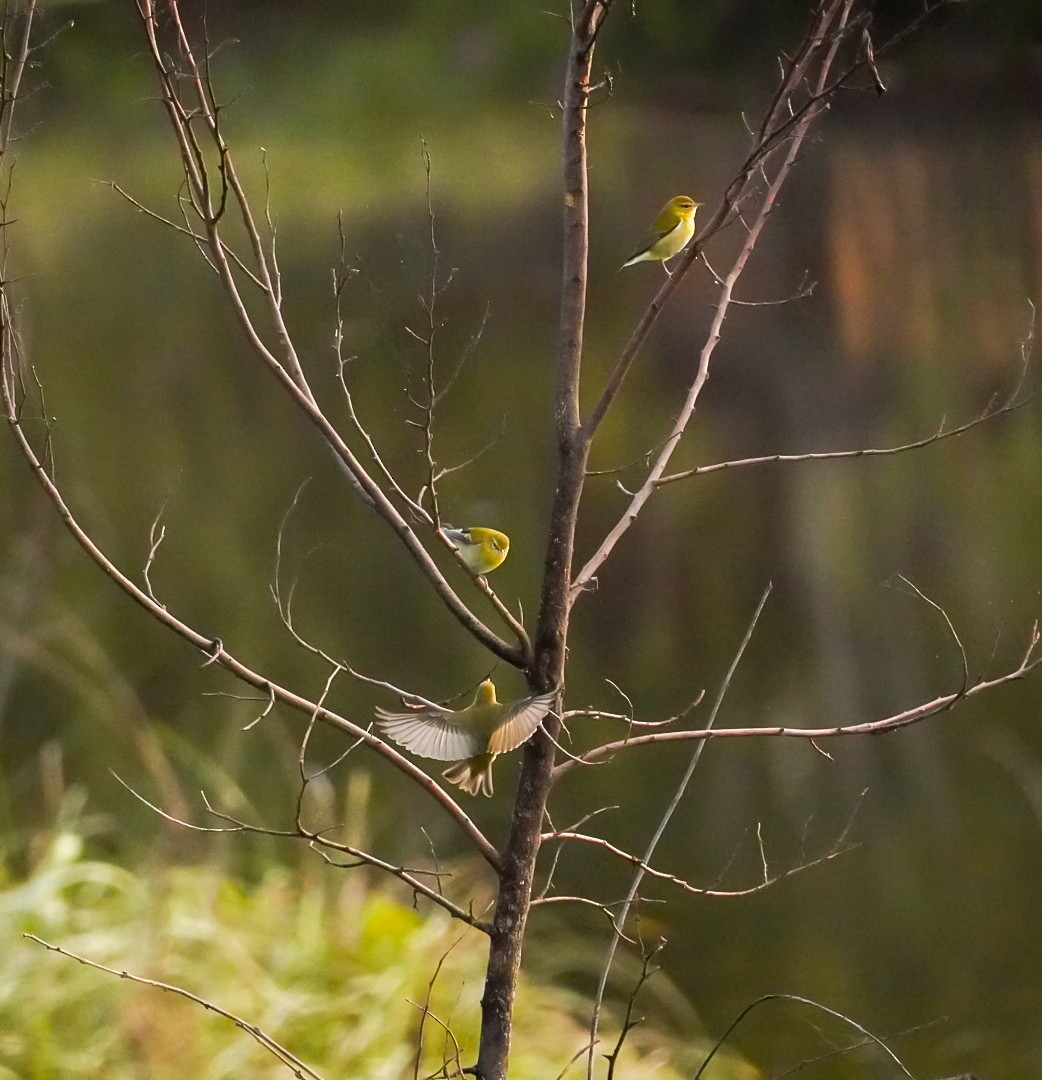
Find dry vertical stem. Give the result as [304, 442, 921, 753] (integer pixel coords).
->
[474, 3, 612, 1077]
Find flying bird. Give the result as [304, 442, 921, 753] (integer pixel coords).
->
[375, 679, 557, 796]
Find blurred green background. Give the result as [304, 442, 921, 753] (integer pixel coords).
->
[2, 0, 1042, 1077]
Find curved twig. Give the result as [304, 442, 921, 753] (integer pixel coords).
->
[574, 3, 857, 598]
[692, 993, 914, 1080]
[585, 584, 772, 1078]
[131, 0, 527, 667]
[657, 355, 1035, 486]
[556, 623, 1041, 775]
[540, 829, 848, 899]
[0, 383, 500, 870]
[25, 934, 328, 1080]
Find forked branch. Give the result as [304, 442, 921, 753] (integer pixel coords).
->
[0, 365, 500, 868]
[657, 314, 1036, 486]
[130, 0, 528, 666]
[556, 622, 1041, 776]
[537, 829, 849, 900]
[584, 0, 861, 439]
[573, 1, 859, 597]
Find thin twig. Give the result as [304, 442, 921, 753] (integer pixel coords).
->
[888, 575, 969, 695]
[692, 993, 915, 1080]
[131, 1, 527, 666]
[25, 934, 327, 1080]
[411, 933, 469, 1080]
[585, 584, 772, 1079]
[414, 137, 444, 526]
[657, 352, 1035, 486]
[552, 1040, 598, 1080]
[574, 2, 857, 596]
[556, 623, 1040, 771]
[768, 1018, 945, 1080]
[699, 251, 816, 306]
[112, 770, 488, 929]
[0, 389, 501, 865]
[540, 829, 849, 898]
[557, 689, 705, 774]
[604, 935, 663, 1080]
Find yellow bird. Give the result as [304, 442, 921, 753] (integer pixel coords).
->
[443, 526, 510, 576]
[375, 679, 557, 796]
[620, 195, 703, 273]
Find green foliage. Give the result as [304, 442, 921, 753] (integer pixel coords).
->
[0, 822, 755, 1080]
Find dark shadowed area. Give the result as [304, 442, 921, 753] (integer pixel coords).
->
[2, 1, 1041, 1077]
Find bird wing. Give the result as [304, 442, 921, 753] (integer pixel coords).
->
[375, 706, 484, 761]
[442, 526, 472, 546]
[650, 205, 686, 236]
[624, 217, 684, 264]
[487, 691, 557, 755]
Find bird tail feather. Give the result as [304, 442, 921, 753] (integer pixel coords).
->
[443, 754, 495, 797]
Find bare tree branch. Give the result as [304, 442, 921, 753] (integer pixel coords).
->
[411, 933, 469, 1080]
[0, 0, 38, 151]
[25, 934, 328, 1080]
[657, 319, 1035, 486]
[2, 7, 1032, 1080]
[585, 0, 962, 451]
[329, 235, 531, 660]
[130, 0, 528, 667]
[0, 374, 501, 867]
[698, 251, 816, 306]
[768, 1019, 946, 1080]
[310, 841, 488, 932]
[585, 584, 772, 1077]
[888, 575, 969, 694]
[574, 2, 857, 597]
[113, 770, 490, 930]
[476, 3, 614, 1077]
[583, 2, 857, 440]
[540, 829, 849, 899]
[692, 993, 914, 1080]
[604, 934, 663, 1080]
[412, 138, 448, 526]
[557, 623, 1041, 773]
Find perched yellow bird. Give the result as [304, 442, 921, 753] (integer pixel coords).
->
[443, 526, 510, 576]
[620, 195, 702, 273]
[375, 679, 557, 796]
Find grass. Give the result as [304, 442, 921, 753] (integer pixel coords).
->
[0, 812, 757, 1080]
